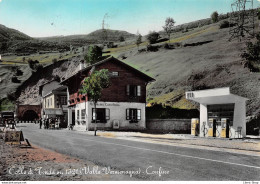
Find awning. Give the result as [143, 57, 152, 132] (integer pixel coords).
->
[186, 87, 248, 104]
[44, 109, 63, 115]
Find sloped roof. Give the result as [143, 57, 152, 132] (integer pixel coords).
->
[61, 56, 155, 84]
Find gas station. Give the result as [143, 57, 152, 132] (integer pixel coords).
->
[186, 87, 248, 138]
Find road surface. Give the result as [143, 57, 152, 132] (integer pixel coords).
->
[18, 124, 260, 181]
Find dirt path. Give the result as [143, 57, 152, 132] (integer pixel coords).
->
[0, 139, 133, 181]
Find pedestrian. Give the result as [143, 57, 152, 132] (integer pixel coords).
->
[46, 118, 50, 129]
[43, 118, 46, 129]
[39, 118, 42, 129]
[57, 117, 61, 129]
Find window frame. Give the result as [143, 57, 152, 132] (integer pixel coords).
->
[77, 109, 80, 120]
[92, 108, 110, 123]
[126, 108, 141, 122]
[126, 85, 141, 97]
[81, 109, 86, 120]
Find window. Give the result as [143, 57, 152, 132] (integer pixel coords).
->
[109, 71, 119, 77]
[47, 99, 49, 108]
[126, 109, 141, 122]
[126, 85, 141, 97]
[77, 110, 80, 120]
[81, 109, 86, 119]
[92, 108, 110, 123]
[60, 96, 67, 105]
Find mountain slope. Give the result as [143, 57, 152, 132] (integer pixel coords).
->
[113, 23, 260, 116]
[38, 29, 136, 45]
[0, 24, 32, 42]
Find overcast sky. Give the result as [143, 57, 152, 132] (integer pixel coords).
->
[0, 0, 259, 37]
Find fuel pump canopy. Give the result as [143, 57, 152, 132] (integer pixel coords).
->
[186, 87, 248, 138]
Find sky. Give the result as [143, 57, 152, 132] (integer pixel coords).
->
[0, 0, 260, 37]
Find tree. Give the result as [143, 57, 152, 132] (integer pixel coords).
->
[80, 69, 110, 136]
[136, 34, 142, 49]
[119, 35, 125, 42]
[27, 59, 39, 70]
[84, 45, 103, 65]
[147, 31, 160, 44]
[163, 17, 175, 42]
[241, 33, 260, 72]
[211, 11, 219, 23]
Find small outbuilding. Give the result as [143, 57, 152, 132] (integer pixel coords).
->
[186, 87, 248, 138]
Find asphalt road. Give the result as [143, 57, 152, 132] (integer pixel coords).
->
[18, 124, 260, 181]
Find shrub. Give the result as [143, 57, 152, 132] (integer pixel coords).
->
[11, 76, 20, 83]
[211, 11, 219, 23]
[27, 59, 39, 70]
[241, 33, 260, 72]
[119, 36, 125, 42]
[219, 21, 229, 29]
[147, 31, 160, 44]
[16, 69, 23, 76]
[163, 43, 175, 49]
[52, 58, 58, 64]
[35, 64, 43, 71]
[84, 45, 102, 65]
[146, 44, 159, 52]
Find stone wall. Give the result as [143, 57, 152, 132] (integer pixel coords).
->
[146, 119, 191, 133]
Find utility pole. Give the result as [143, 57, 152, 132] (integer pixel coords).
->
[229, 0, 255, 41]
[102, 13, 109, 45]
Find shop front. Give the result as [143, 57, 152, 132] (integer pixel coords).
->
[186, 87, 248, 138]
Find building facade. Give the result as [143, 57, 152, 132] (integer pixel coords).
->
[186, 87, 248, 138]
[61, 56, 155, 131]
[39, 80, 68, 127]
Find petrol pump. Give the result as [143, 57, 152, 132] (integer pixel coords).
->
[208, 118, 217, 137]
[191, 118, 199, 136]
[221, 118, 230, 138]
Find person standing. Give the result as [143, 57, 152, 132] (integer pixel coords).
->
[46, 118, 50, 129]
[39, 118, 42, 129]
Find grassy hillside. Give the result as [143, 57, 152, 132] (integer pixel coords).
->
[105, 20, 260, 116]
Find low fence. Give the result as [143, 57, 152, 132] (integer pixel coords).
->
[146, 119, 191, 133]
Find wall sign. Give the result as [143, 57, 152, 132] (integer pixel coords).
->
[90, 102, 120, 107]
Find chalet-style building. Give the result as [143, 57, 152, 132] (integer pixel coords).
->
[39, 80, 68, 127]
[61, 56, 155, 131]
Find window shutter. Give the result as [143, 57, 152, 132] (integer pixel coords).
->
[137, 109, 141, 120]
[126, 85, 130, 96]
[137, 86, 141, 96]
[126, 109, 130, 120]
[106, 109, 110, 120]
[92, 109, 96, 120]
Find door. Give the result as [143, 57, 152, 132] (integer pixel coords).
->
[72, 111, 75, 125]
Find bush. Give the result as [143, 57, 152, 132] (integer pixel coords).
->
[35, 64, 43, 71]
[119, 36, 125, 42]
[52, 58, 58, 64]
[219, 21, 229, 29]
[84, 45, 103, 65]
[147, 31, 160, 44]
[241, 33, 260, 72]
[146, 44, 159, 52]
[27, 59, 39, 70]
[211, 11, 219, 23]
[16, 69, 23, 76]
[11, 76, 20, 83]
[163, 43, 175, 50]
